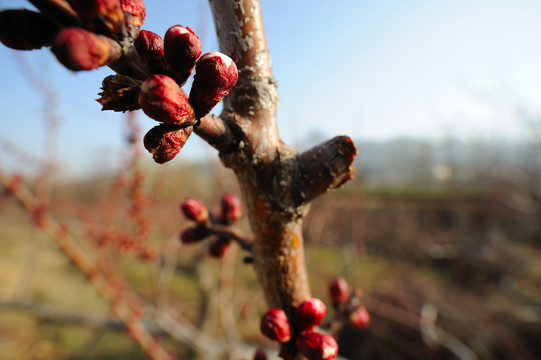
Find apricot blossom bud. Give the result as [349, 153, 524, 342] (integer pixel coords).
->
[260, 308, 291, 343]
[190, 52, 238, 118]
[349, 306, 370, 329]
[295, 298, 326, 330]
[181, 197, 210, 224]
[180, 225, 210, 244]
[220, 193, 242, 224]
[164, 25, 201, 85]
[52, 27, 121, 70]
[296, 332, 338, 360]
[120, 0, 146, 41]
[143, 123, 192, 164]
[208, 237, 232, 258]
[97, 74, 141, 112]
[0, 9, 58, 50]
[138, 74, 196, 125]
[67, 0, 125, 39]
[134, 30, 164, 73]
[329, 277, 349, 307]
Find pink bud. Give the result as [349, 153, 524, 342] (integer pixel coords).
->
[329, 277, 349, 307]
[349, 306, 370, 329]
[67, 0, 125, 39]
[296, 332, 338, 360]
[143, 124, 192, 164]
[134, 30, 164, 73]
[180, 197, 209, 224]
[138, 74, 196, 125]
[208, 237, 232, 258]
[0, 9, 58, 50]
[295, 298, 326, 330]
[52, 27, 121, 70]
[260, 308, 291, 343]
[189, 51, 238, 118]
[120, 0, 146, 41]
[220, 193, 242, 224]
[164, 25, 201, 85]
[180, 226, 210, 244]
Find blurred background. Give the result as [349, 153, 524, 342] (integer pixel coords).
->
[0, 0, 540, 359]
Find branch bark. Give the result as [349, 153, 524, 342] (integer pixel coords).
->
[206, 0, 357, 322]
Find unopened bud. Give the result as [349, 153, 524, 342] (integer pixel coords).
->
[295, 298, 326, 331]
[296, 332, 338, 360]
[329, 277, 349, 307]
[208, 237, 232, 258]
[143, 123, 192, 164]
[180, 197, 209, 224]
[120, 0, 146, 41]
[220, 193, 242, 224]
[180, 225, 210, 244]
[134, 30, 164, 73]
[138, 74, 196, 125]
[52, 27, 121, 70]
[189, 52, 238, 118]
[349, 306, 370, 329]
[260, 308, 291, 343]
[67, 0, 125, 39]
[164, 25, 201, 85]
[0, 9, 58, 50]
[97, 74, 142, 112]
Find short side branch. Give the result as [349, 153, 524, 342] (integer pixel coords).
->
[297, 136, 357, 204]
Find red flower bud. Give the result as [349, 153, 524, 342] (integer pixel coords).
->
[329, 277, 349, 307]
[0, 9, 58, 50]
[134, 30, 164, 74]
[143, 124, 192, 164]
[164, 25, 201, 85]
[120, 0, 146, 41]
[180, 197, 209, 224]
[97, 74, 141, 112]
[180, 225, 210, 244]
[52, 27, 121, 70]
[260, 308, 291, 343]
[190, 52, 238, 118]
[208, 237, 232, 258]
[296, 332, 338, 360]
[138, 74, 196, 125]
[349, 306, 370, 329]
[220, 193, 242, 224]
[295, 298, 326, 330]
[67, 0, 125, 39]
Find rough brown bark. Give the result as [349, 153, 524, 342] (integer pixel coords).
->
[204, 0, 358, 320]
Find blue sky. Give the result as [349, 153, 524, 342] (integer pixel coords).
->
[1, 0, 541, 177]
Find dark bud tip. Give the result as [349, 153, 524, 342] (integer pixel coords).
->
[0, 9, 58, 50]
[143, 123, 192, 164]
[260, 308, 291, 343]
[134, 30, 164, 73]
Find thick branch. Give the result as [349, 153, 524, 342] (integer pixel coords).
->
[193, 114, 236, 153]
[297, 136, 358, 204]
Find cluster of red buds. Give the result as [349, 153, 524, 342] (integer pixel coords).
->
[329, 277, 370, 329]
[0, 1, 146, 68]
[0, 1, 238, 165]
[259, 298, 338, 360]
[136, 28, 238, 163]
[179, 193, 249, 258]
